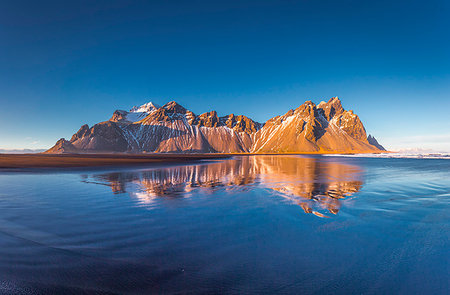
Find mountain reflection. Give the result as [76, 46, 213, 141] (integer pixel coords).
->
[90, 156, 363, 217]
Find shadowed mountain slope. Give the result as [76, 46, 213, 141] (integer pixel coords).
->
[46, 97, 384, 154]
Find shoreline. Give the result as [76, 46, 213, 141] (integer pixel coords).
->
[0, 153, 231, 169]
[0, 151, 392, 169]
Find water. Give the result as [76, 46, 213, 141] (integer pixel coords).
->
[0, 155, 448, 294]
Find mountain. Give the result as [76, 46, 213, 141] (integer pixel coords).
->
[367, 134, 386, 151]
[252, 97, 380, 153]
[46, 97, 385, 154]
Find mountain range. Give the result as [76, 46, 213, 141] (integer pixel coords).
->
[46, 97, 385, 154]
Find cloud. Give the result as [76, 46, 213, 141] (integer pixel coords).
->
[382, 133, 450, 152]
[22, 137, 41, 147]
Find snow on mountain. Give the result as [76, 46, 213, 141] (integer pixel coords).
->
[109, 102, 161, 123]
[130, 102, 160, 113]
[46, 98, 386, 154]
[125, 111, 150, 123]
[127, 101, 161, 122]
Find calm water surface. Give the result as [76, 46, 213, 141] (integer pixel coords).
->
[0, 155, 448, 294]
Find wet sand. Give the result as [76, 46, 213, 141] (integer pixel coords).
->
[0, 151, 391, 169]
[0, 153, 231, 169]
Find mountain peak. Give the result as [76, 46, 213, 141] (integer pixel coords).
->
[130, 101, 160, 113]
[318, 96, 344, 121]
[328, 96, 340, 103]
[162, 101, 187, 113]
[46, 97, 385, 154]
[294, 100, 317, 117]
[367, 134, 386, 150]
[45, 138, 78, 154]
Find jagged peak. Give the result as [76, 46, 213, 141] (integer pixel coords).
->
[70, 124, 90, 142]
[195, 110, 220, 127]
[284, 109, 295, 117]
[110, 110, 129, 122]
[45, 138, 78, 154]
[294, 100, 317, 116]
[130, 101, 160, 113]
[222, 113, 261, 133]
[303, 100, 316, 106]
[296, 100, 316, 109]
[162, 101, 188, 113]
[328, 96, 340, 103]
[367, 134, 386, 151]
[199, 110, 218, 117]
[318, 96, 342, 107]
[318, 96, 344, 121]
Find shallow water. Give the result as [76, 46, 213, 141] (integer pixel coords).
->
[0, 155, 448, 294]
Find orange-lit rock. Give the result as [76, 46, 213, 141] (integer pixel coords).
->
[46, 97, 384, 153]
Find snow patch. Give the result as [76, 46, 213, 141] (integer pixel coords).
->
[130, 102, 160, 113]
[125, 112, 149, 123]
[124, 101, 161, 123]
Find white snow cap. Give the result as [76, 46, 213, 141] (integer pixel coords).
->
[125, 101, 161, 122]
[130, 102, 161, 113]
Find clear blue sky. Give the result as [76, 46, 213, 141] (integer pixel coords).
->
[1, 0, 449, 151]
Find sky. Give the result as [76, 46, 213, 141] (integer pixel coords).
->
[0, 0, 449, 151]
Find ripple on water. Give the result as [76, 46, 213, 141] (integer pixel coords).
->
[0, 156, 448, 293]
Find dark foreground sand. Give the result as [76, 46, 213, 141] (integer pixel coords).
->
[0, 153, 231, 169]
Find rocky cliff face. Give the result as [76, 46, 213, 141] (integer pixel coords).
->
[251, 97, 380, 153]
[46, 97, 384, 153]
[367, 134, 386, 151]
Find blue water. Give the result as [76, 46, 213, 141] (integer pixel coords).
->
[0, 156, 448, 294]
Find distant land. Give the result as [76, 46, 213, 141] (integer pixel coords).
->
[0, 149, 46, 154]
[46, 97, 385, 154]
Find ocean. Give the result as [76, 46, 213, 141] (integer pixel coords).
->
[0, 155, 448, 294]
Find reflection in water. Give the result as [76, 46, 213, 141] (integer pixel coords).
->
[88, 156, 363, 217]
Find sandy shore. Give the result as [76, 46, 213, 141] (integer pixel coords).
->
[0, 153, 231, 169]
[0, 151, 392, 169]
